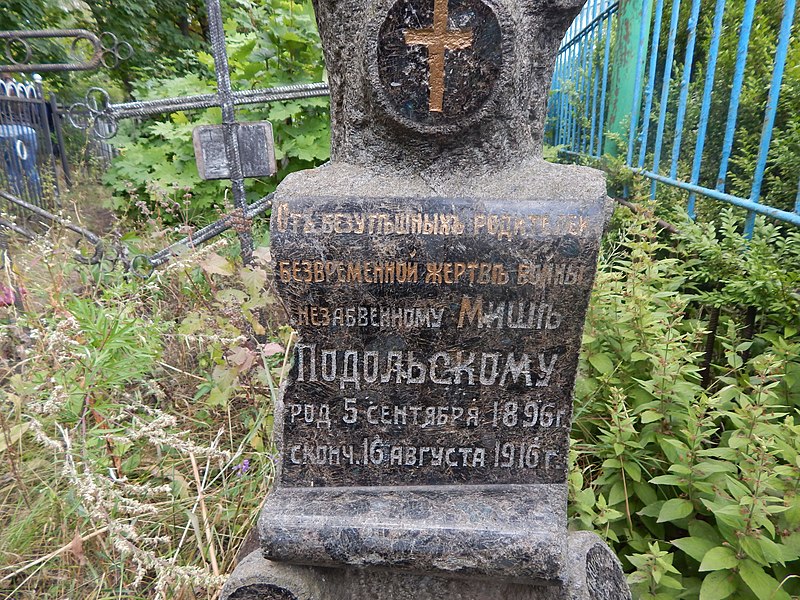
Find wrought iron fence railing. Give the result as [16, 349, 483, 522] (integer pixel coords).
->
[547, 0, 800, 235]
[0, 75, 60, 215]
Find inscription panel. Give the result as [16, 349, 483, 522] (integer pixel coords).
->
[192, 122, 277, 180]
[271, 197, 604, 487]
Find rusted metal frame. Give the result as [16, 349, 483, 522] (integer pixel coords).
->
[129, 194, 273, 278]
[0, 190, 103, 264]
[106, 82, 330, 121]
[49, 93, 72, 187]
[32, 75, 59, 207]
[206, 0, 251, 262]
[0, 29, 102, 72]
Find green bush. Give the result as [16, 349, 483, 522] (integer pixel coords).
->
[571, 205, 800, 600]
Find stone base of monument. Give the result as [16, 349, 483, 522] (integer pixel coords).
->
[258, 485, 567, 582]
[220, 528, 628, 600]
[217, 160, 630, 600]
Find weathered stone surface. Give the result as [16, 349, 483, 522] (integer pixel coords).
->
[221, 0, 630, 597]
[376, 0, 503, 127]
[221, 531, 628, 600]
[270, 194, 603, 488]
[315, 0, 584, 173]
[256, 162, 612, 587]
[258, 485, 567, 582]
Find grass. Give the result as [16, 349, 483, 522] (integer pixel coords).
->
[0, 179, 287, 598]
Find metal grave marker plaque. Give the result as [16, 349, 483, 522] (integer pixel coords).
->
[193, 122, 277, 181]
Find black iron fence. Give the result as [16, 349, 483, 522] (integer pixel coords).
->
[0, 75, 60, 216]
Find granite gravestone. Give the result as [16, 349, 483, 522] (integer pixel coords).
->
[221, 0, 630, 598]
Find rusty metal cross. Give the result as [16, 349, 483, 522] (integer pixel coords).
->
[403, 0, 473, 113]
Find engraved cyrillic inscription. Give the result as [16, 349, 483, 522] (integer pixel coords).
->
[457, 298, 564, 330]
[293, 344, 560, 389]
[273, 202, 598, 239]
[271, 196, 603, 486]
[287, 440, 562, 473]
[278, 260, 420, 284]
[294, 305, 445, 329]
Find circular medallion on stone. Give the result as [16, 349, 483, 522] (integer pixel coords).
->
[376, 0, 503, 129]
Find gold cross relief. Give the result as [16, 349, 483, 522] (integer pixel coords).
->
[403, 0, 474, 113]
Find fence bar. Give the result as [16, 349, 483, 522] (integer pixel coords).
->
[581, 0, 594, 152]
[570, 37, 580, 151]
[558, 54, 569, 146]
[585, 0, 601, 155]
[595, 7, 614, 156]
[49, 93, 72, 188]
[636, 0, 665, 169]
[554, 54, 563, 145]
[742, 0, 796, 238]
[563, 47, 573, 147]
[559, 52, 569, 146]
[580, 0, 593, 153]
[668, 0, 701, 179]
[795, 177, 800, 215]
[33, 75, 59, 203]
[716, 0, 756, 193]
[580, 0, 598, 154]
[560, 1, 619, 51]
[687, 0, 726, 218]
[649, 0, 683, 199]
[553, 53, 562, 145]
[635, 169, 800, 227]
[624, 0, 654, 166]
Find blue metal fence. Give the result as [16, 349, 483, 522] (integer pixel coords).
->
[551, 0, 618, 159]
[547, 0, 800, 234]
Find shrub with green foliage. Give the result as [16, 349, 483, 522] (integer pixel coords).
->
[572, 205, 800, 600]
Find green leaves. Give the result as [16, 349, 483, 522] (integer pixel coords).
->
[699, 570, 737, 600]
[627, 543, 683, 596]
[699, 547, 738, 572]
[738, 560, 791, 600]
[657, 498, 693, 523]
[571, 206, 800, 600]
[588, 352, 614, 375]
[672, 536, 717, 563]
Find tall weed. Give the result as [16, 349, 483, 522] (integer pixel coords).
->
[573, 207, 800, 599]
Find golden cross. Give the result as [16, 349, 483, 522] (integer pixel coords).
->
[403, 0, 473, 113]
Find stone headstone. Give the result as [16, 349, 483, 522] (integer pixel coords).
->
[221, 0, 630, 598]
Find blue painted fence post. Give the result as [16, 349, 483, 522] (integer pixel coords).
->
[604, 0, 653, 157]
